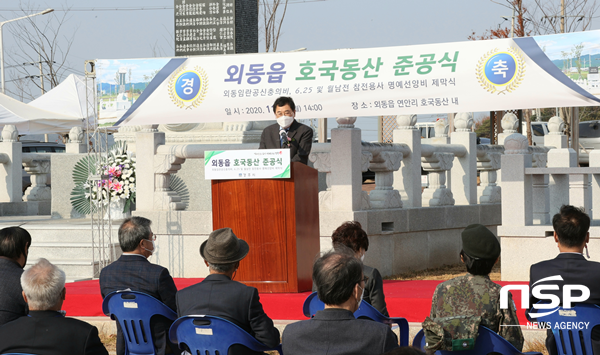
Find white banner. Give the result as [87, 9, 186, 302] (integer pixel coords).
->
[102, 30, 600, 127]
[204, 149, 291, 180]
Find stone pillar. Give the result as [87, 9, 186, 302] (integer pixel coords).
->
[135, 125, 164, 212]
[570, 174, 591, 213]
[392, 114, 422, 207]
[154, 154, 186, 211]
[431, 118, 449, 144]
[591, 150, 600, 225]
[497, 113, 518, 145]
[66, 126, 87, 154]
[451, 112, 477, 205]
[22, 158, 51, 201]
[547, 147, 576, 218]
[544, 116, 567, 149]
[422, 152, 454, 206]
[532, 174, 550, 224]
[0, 125, 22, 202]
[369, 151, 403, 209]
[309, 152, 333, 211]
[501, 133, 533, 227]
[330, 117, 369, 211]
[477, 149, 501, 204]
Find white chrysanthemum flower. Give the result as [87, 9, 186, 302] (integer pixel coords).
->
[129, 177, 135, 182]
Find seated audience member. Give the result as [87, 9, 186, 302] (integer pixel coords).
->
[382, 347, 426, 355]
[177, 228, 280, 355]
[529, 205, 600, 355]
[423, 224, 523, 352]
[99, 216, 177, 355]
[0, 258, 108, 355]
[331, 221, 388, 315]
[0, 226, 31, 326]
[283, 248, 398, 355]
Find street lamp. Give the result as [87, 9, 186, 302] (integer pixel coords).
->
[0, 8, 54, 94]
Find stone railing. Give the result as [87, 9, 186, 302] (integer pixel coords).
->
[22, 153, 52, 201]
[0, 125, 89, 205]
[0, 125, 57, 215]
[498, 129, 600, 281]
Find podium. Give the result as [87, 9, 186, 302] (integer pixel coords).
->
[211, 162, 320, 293]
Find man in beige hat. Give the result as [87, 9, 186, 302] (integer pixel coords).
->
[176, 228, 280, 354]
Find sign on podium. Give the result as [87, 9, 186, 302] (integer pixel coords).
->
[209, 152, 320, 293]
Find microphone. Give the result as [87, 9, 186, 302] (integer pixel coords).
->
[279, 129, 289, 147]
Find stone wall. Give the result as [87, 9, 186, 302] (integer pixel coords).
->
[136, 204, 501, 278]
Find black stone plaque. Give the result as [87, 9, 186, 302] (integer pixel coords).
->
[174, 0, 257, 56]
[590, 67, 598, 74]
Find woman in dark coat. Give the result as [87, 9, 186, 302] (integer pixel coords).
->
[331, 221, 389, 316]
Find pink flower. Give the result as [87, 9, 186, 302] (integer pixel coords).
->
[111, 180, 123, 193]
[108, 166, 122, 177]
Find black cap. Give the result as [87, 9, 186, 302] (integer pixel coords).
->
[461, 224, 500, 259]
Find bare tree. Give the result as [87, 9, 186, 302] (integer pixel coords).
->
[469, 0, 530, 40]
[561, 50, 570, 73]
[472, 0, 600, 146]
[530, 0, 599, 34]
[3, 3, 76, 101]
[260, 0, 289, 52]
[571, 42, 585, 79]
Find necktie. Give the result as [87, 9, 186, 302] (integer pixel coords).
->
[280, 128, 289, 148]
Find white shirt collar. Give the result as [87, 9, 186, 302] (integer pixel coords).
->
[122, 253, 147, 258]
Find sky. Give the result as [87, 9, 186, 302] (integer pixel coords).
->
[1, 0, 599, 141]
[0, 0, 519, 63]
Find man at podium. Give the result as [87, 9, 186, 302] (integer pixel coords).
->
[259, 96, 313, 165]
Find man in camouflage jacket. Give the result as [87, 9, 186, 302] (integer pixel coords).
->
[423, 224, 524, 352]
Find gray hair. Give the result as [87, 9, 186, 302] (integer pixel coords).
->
[21, 258, 66, 310]
[119, 216, 152, 252]
[208, 262, 236, 273]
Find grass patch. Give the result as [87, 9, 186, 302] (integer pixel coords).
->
[99, 333, 117, 353]
[523, 338, 549, 355]
[385, 260, 501, 281]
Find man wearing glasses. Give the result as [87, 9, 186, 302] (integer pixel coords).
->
[259, 96, 313, 165]
[282, 248, 398, 355]
[99, 216, 177, 355]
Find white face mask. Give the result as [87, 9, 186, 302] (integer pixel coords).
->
[277, 116, 294, 129]
[360, 253, 365, 262]
[357, 284, 365, 308]
[142, 239, 156, 256]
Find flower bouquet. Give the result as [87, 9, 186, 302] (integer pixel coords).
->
[70, 141, 136, 216]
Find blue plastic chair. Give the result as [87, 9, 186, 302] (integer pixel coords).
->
[102, 290, 177, 355]
[302, 292, 410, 346]
[412, 327, 542, 355]
[168, 315, 283, 355]
[302, 292, 323, 318]
[531, 303, 600, 355]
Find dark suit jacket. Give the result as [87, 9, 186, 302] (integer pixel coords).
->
[311, 265, 389, 317]
[282, 308, 398, 355]
[0, 310, 108, 355]
[0, 257, 27, 326]
[259, 120, 313, 165]
[176, 273, 280, 353]
[99, 254, 178, 355]
[529, 253, 600, 307]
[529, 253, 600, 355]
[363, 265, 389, 317]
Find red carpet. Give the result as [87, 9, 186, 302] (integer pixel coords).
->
[64, 279, 530, 325]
